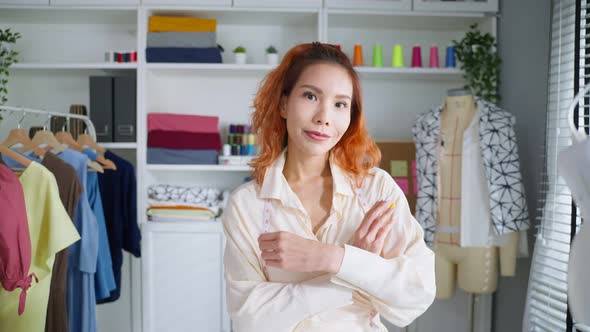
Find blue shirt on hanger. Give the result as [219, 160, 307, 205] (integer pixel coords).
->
[82, 148, 116, 302]
[58, 149, 98, 332]
[97, 150, 141, 303]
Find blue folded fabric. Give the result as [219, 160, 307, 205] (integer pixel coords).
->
[147, 148, 218, 165]
[146, 47, 222, 63]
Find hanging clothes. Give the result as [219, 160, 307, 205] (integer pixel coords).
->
[412, 99, 530, 248]
[0, 154, 34, 316]
[0, 161, 80, 332]
[82, 148, 116, 302]
[97, 150, 140, 303]
[58, 149, 99, 332]
[41, 152, 83, 332]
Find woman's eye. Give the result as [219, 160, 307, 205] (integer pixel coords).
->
[335, 102, 348, 109]
[303, 92, 317, 101]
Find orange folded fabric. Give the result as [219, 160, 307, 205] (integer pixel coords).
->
[148, 16, 217, 32]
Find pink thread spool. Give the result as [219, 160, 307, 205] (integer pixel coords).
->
[429, 46, 439, 68]
[411, 46, 422, 68]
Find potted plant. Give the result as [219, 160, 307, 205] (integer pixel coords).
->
[233, 46, 247, 65]
[452, 24, 501, 103]
[0, 28, 21, 119]
[266, 46, 278, 65]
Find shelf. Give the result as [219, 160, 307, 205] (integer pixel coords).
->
[146, 164, 252, 172]
[100, 142, 137, 149]
[355, 67, 464, 79]
[12, 63, 138, 70]
[146, 63, 274, 71]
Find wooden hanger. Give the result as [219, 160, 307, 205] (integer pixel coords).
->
[31, 129, 66, 154]
[77, 134, 116, 170]
[0, 145, 32, 170]
[0, 113, 45, 157]
[55, 131, 84, 152]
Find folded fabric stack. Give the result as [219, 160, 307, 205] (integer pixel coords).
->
[146, 15, 222, 63]
[147, 113, 222, 164]
[147, 184, 229, 222]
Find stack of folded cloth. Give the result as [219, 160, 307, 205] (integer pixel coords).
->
[146, 15, 222, 63]
[147, 184, 229, 222]
[147, 113, 222, 164]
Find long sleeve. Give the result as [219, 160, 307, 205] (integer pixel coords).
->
[222, 192, 353, 332]
[330, 178, 436, 327]
[123, 162, 141, 257]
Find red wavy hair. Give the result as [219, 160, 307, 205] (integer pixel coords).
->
[250, 42, 381, 186]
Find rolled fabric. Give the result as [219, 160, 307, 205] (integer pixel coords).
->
[148, 113, 219, 134]
[148, 130, 222, 150]
[147, 148, 218, 165]
[146, 47, 222, 63]
[148, 16, 216, 32]
[147, 32, 217, 48]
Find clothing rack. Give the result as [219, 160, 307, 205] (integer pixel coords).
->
[0, 105, 96, 140]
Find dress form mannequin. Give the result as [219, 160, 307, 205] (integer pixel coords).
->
[435, 88, 519, 300]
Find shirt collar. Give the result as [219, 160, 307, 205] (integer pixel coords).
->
[259, 148, 355, 203]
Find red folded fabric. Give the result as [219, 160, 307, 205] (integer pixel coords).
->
[148, 113, 219, 134]
[147, 130, 222, 150]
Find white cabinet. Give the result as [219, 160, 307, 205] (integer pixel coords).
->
[142, 222, 230, 332]
[141, 0, 231, 6]
[50, 0, 138, 5]
[0, 0, 48, 4]
[413, 0, 498, 13]
[232, 0, 321, 8]
[325, 0, 411, 11]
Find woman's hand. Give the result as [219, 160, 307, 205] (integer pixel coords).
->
[258, 231, 344, 274]
[352, 200, 395, 255]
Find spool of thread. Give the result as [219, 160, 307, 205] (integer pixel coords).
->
[445, 46, 456, 68]
[372, 44, 383, 67]
[231, 145, 239, 156]
[223, 144, 231, 156]
[353, 44, 364, 66]
[429, 46, 439, 68]
[411, 46, 422, 68]
[392, 44, 404, 67]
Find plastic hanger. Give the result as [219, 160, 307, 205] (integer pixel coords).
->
[567, 84, 590, 143]
[77, 133, 117, 170]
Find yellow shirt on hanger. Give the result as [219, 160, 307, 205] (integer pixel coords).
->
[222, 149, 436, 332]
[0, 162, 80, 332]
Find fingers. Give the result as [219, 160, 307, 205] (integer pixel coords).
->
[258, 231, 283, 241]
[365, 207, 394, 242]
[373, 221, 394, 255]
[356, 200, 390, 239]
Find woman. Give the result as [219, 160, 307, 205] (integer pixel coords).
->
[222, 42, 436, 332]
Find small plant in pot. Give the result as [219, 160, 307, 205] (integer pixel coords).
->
[0, 28, 21, 122]
[266, 46, 278, 65]
[233, 46, 247, 65]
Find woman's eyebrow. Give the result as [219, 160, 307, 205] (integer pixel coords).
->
[300, 84, 351, 100]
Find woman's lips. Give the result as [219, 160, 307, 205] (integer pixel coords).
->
[305, 130, 331, 141]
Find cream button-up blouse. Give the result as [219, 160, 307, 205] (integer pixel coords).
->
[222, 150, 436, 332]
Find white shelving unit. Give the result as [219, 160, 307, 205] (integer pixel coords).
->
[0, 2, 498, 332]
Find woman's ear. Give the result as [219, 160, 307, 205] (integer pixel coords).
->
[279, 95, 287, 119]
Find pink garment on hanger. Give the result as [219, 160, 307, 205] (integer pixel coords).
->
[0, 158, 37, 315]
[147, 113, 219, 134]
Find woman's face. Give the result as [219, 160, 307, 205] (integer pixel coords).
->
[280, 63, 353, 157]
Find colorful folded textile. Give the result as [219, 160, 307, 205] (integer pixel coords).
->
[147, 32, 217, 48]
[148, 113, 219, 134]
[148, 131, 222, 150]
[147, 148, 218, 165]
[146, 47, 222, 63]
[147, 199, 221, 209]
[148, 16, 217, 33]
